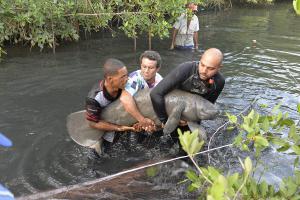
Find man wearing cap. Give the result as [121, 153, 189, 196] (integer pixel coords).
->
[170, 2, 199, 50]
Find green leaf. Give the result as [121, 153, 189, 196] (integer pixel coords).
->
[249, 179, 257, 195]
[295, 170, 300, 185]
[191, 182, 201, 189]
[178, 129, 188, 153]
[190, 137, 204, 155]
[179, 129, 204, 155]
[242, 124, 254, 134]
[276, 144, 290, 152]
[276, 111, 283, 122]
[272, 103, 282, 113]
[259, 181, 268, 197]
[269, 185, 275, 196]
[207, 166, 220, 180]
[255, 136, 269, 147]
[187, 184, 197, 192]
[226, 126, 235, 131]
[227, 173, 239, 187]
[297, 103, 300, 113]
[291, 145, 300, 155]
[259, 103, 268, 108]
[252, 111, 260, 126]
[209, 175, 226, 200]
[248, 109, 255, 119]
[146, 166, 158, 177]
[243, 115, 251, 125]
[244, 157, 252, 176]
[294, 157, 299, 168]
[271, 137, 288, 147]
[261, 117, 270, 132]
[226, 113, 237, 124]
[282, 177, 298, 197]
[186, 170, 199, 182]
[279, 119, 295, 127]
[200, 167, 209, 177]
[233, 132, 243, 146]
[242, 143, 250, 151]
[288, 124, 299, 143]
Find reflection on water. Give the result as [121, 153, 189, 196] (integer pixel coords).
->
[0, 2, 299, 199]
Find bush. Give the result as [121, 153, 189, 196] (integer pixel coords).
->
[179, 103, 300, 199]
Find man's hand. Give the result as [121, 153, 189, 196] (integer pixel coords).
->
[132, 122, 143, 132]
[179, 120, 187, 126]
[139, 117, 156, 132]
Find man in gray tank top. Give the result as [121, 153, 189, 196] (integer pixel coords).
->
[85, 58, 135, 154]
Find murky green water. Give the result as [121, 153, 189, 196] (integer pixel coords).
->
[0, 2, 299, 199]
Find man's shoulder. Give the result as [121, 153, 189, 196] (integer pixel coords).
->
[214, 72, 225, 86]
[129, 70, 142, 79]
[162, 61, 195, 82]
[87, 80, 103, 98]
[192, 14, 199, 21]
[156, 72, 163, 80]
[178, 61, 197, 69]
[174, 14, 186, 25]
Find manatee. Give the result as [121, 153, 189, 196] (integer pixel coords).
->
[67, 89, 219, 148]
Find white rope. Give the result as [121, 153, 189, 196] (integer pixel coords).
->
[94, 143, 233, 183]
[17, 143, 233, 200]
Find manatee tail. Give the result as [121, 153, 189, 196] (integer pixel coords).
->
[66, 110, 104, 147]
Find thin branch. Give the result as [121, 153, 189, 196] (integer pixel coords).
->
[190, 155, 213, 184]
[65, 11, 150, 16]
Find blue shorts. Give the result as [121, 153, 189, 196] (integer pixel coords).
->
[175, 45, 194, 50]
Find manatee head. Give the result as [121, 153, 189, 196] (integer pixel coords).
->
[195, 97, 219, 120]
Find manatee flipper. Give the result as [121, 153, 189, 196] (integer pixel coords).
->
[187, 121, 207, 142]
[66, 110, 104, 147]
[163, 102, 186, 134]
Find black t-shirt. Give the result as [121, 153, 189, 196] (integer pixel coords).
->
[85, 80, 122, 122]
[150, 61, 225, 123]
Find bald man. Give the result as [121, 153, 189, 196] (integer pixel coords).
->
[150, 48, 225, 125]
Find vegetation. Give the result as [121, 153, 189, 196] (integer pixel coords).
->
[0, 0, 204, 57]
[0, 0, 277, 59]
[294, 0, 300, 15]
[179, 103, 300, 199]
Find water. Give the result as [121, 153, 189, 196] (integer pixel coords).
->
[0, 2, 299, 199]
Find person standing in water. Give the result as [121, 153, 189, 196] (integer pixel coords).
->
[170, 2, 199, 50]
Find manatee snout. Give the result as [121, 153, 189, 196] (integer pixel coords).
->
[197, 103, 219, 119]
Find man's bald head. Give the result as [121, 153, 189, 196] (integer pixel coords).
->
[198, 48, 223, 81]
[201, 48, 223, 67]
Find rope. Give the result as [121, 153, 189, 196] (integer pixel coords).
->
[17, 143, 233, 200]
[93, 143, 233, 183]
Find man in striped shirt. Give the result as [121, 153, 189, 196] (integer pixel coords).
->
[120, 51, 163, 132]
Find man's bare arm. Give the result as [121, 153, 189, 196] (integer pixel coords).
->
[193, 31, 199, 49]
[89, 120, 134, 132]
[120, 90, 155, 131]
[170, 28, 178, 50]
